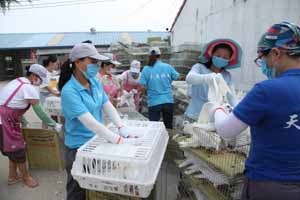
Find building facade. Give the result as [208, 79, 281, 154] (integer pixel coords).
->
[171, 0, 300, 90]
[0, 31, 170, 80]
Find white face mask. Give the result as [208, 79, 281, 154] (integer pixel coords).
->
[33, 78, 42, 86]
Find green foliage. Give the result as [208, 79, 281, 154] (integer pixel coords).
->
[0, 0, 31, 12]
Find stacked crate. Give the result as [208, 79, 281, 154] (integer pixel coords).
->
[169, 43, 202, 77]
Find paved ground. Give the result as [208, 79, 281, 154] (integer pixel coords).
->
[0, 80, 179, 200]
[0, 160, 66, 200]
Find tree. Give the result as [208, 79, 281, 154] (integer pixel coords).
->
[0, 0, 31, 11]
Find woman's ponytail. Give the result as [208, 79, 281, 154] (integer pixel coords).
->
[58, 59, 74, 91]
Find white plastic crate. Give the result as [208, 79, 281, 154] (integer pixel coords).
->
[71, 120, 169, 198]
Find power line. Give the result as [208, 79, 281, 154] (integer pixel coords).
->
[2, 0, 55, 7]
[7, 0, 116, 10]
[11, 0, 42, 2]
[171, 0, 180, 8]
[162, 0, 184, 29]
[125, 0, 153, 18]
[10, 0, 113, 8]
[10, 0, 116, 8]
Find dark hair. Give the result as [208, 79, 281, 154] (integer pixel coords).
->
[43, 55, 58, 67]
[201, 60, 213, 69]
[25, 65, 33, 76]
[25, 65, 40, 78]
[58, 58, 87, 91]
[212, 44, 233, 57]
[101, 62, 111, 68]
[58, 59, 74, 91]
[82, 40, 92, 44]
[288, 54, 300, 59]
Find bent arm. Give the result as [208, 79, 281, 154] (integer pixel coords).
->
[78, 112, 121, 144]
[214, 110, 248, 139]
[31, 101, 56, 127]
[186, 70, 215, 85]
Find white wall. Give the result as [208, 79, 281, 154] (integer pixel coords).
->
[171, 0, 300, 90]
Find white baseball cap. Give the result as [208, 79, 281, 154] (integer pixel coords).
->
[103, 53, 122, 66]
[29, 64, 48, 84]
[130, 60, 141, 73]
[149, 46, 161, 55]
[69, 43, 110, 62]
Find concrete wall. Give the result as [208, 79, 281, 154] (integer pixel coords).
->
[171, 0, 300, 90]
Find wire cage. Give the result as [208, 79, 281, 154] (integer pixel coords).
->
[173, 122, 250, 200]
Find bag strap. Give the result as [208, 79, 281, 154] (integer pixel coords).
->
[126, 71, 129, 85]
[3, 78, 28, 107]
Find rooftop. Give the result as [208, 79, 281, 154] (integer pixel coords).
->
[0, 31, 170, 49]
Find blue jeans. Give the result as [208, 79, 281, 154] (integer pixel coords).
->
[148, 103, 174, 129]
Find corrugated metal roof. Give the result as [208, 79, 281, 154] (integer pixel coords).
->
[20, 33, 56, 48]
[0, 32, 170, 49]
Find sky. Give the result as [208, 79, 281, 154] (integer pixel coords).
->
[0, 0, 184, 33]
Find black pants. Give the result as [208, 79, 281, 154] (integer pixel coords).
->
[65, 146, 85, 200]
[241, 178, 300, 200]
[148, 103, 174, 129]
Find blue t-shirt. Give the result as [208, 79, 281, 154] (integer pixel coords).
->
[139, 60, 179, 107]
[61, 75, 108, 148]
[233, 69, 300, 181]
[185, 63, 236, 120]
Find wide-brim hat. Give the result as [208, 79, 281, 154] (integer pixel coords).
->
[199, 38, 243, 69]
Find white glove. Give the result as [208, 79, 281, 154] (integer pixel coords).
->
[54, 123, 63, 133]
[118, 126, 130, 138]
[119, 126, 143, 138]
[120, 137, 144, 145]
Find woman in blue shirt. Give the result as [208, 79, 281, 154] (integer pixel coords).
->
[212, 21, 300, 200]
[58, 43, 142, 200]
[185, 39, 242, 121]
[139, 47, 179, 129]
